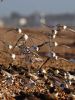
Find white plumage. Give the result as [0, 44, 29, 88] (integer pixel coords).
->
[54, 30, 58, 35]
[63, 25, 67, 30]
[54, 42, 58, 47]
[18, 28, 22, 34]
[24, 34, 28, 40]
[53, 34, 56, 39]
[8, 45, 13, 49]
[11, 54, 16, 60]
[52, 52, 56, 57]
[55, 56, 58, 60]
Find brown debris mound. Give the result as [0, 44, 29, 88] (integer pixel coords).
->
[0, 26, 74, 100]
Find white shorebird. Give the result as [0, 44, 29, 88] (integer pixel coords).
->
[53, 34, 56, 39]
[54, 30, 58, 35]
[40, 51, 58, 68]
[69, 80, 72, 85]
[64, 73, 67, 79]
[8, 44, 13, 50]
[7, 28, 22, 34]
[52, 52, 56, 57]
[57, 24, 67, 30]
[12, 33, 29, 50]
[24, 34, 29, 41]
[50, 83, 54, 87]
[30, 45, 39, 52]
[52, 29, 58, 39]
[11, 54, 16, 60]
[52, 52, 58, 60]
[36, 47, 39, 51]
[54, 92, 59, 98]
[65, 84, 69, 88]
[52, 29, 58, 35]
[18, 28, 22, 34]
[63, 25, 67, 30]
[54, 42, 58, 47]
[67, 73, 75, 80]
[55, 70, 60, 74]
[54, 55, 58, 60]
[42, 68, 46, 74]
[63, 25, 75, 34]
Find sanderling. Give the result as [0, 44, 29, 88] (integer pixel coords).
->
[54, 42, 58, 47]
[18, 28, 22, 34]
[24, 34, 29, 41]
[8, 45, 13, 50]
[11, 54, 16, 60]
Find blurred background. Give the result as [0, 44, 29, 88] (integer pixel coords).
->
[0, 0, 75, 27]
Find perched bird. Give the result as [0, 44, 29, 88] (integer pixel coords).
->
[18, 28, 22, 34]
[8, 44, 13, 50]
[54, 41, 58, 47]
[11, 53, 16, 60]
[52, 29, 58, 35]
[12, 33, 28, 50]
[63, 25, 67, 30]
[53, 34, 56, 39]
[24, 34, 29, 41]
[30, 45, 39, 52]
[6, 28, 22, 34]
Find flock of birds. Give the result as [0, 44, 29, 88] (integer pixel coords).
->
[0, 24, 75, 67]
[0, 24, 75, 99]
